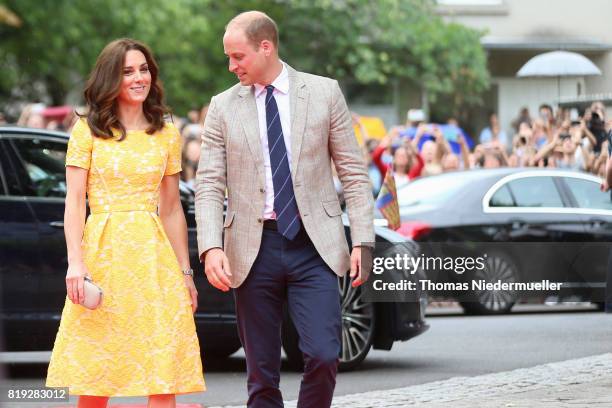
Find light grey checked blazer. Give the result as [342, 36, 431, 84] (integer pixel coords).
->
[195, 65, 374, 288]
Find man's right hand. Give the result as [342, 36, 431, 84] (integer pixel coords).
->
[203, 248, 232, 292]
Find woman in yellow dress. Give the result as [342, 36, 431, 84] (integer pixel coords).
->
[46, 38, 206, 407]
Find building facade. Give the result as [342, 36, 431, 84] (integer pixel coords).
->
[438, 0, 612, 137]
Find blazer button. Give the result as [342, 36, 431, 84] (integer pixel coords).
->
[257, 218, 263, 223]
[259, 187, 265, 193]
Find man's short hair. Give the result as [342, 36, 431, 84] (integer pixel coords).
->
[228, 12, 279, 50]
[539, 104, 553, 113]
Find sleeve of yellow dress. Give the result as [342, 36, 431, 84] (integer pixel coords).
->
[65, 118, 93, 170]
[164, 123, 183, 176]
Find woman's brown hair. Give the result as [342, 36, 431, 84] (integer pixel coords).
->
[390, 145, 414, 175]
[80, 38, 168, 140]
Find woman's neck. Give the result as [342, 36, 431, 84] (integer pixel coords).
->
[117, 103, 148, 130]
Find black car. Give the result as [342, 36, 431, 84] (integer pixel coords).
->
[0, 126, 428, 370]
[388, 168, 612, 315]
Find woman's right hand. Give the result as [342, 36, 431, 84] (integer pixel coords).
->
[379, 133, 392, 149]
[379, 126, 404, 149]
[66, 262, 89, 305]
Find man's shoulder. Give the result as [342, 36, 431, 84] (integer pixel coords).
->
[211, 83, 247, 106]
[293, 69, 337, 89]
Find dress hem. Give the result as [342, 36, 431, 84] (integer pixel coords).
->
[46, 383, 206, 397]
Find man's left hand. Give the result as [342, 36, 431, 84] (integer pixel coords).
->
[350, 246, 373, 288]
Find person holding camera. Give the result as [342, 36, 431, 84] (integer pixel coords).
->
[511, 122, 537, 167]
[372, 125, 424, 189]
[585, 103, 608, 154]
[420, 125, 448, 176]
[530, 124, 590, 171]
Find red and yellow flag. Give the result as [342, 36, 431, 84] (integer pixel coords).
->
[375, 170, 400, 230]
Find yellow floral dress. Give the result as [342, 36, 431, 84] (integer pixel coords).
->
[46, 119, 206, 396]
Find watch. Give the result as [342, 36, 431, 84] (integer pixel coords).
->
[182, 267, 194, 277]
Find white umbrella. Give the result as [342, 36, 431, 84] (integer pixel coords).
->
[516, 51, 602, 103]
[517, 51, 602, 77]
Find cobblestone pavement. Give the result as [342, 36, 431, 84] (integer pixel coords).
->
[212, 353, 612, 408]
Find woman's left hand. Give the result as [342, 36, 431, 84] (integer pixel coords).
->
[184, 275, 198, 313]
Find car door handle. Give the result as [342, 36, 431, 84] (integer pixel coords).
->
[510, 220, 527, 230]
[589, 218, 605, 228]
[49, 221, 64, 229]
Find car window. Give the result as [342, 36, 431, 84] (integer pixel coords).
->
[6, 137, 67, 198]
[0, 141, 20, 195]
[489, 184, 515, 207]
[564, 177, 612, 210]
[1, 139, 30, 195]
[397, 171, 484, 208]
[506, 176, 563, 208]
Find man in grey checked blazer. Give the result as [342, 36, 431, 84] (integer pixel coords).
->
[195, 11, 374, 408]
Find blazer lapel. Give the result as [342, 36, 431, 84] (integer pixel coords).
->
[237, 86, 264, 176]
[288, 66, 308, 176]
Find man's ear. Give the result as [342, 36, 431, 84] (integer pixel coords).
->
[261, 40, 274, 56]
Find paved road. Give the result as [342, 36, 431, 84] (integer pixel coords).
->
[3, 306, 611, 407]
[256, 353, 612, 408]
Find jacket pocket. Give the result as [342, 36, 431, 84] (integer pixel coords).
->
[322, 200, 343, 217]
[223, 211, 235, 228]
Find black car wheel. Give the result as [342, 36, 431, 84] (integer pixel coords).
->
[338, 273, 376, 370]
[460, 252, 519, 315]
[282, 274, 376, 371]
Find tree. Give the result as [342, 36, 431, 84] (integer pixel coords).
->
[0, 0, 489, 118]
[0, 0, 227, 113]
[279, 0, 489, 119]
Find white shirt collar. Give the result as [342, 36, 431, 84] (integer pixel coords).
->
[253, 61, 289, 98]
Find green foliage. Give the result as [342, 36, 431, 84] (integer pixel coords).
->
[0, 0, 489, 116]
[0, 0, 231, 113]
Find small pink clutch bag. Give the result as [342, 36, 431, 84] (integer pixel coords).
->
[80, 276, 104, 310]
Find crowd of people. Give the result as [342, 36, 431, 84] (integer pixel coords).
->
[5, 100, 611, 197]
[11, 103, 79, 131]
[357, 102, 612, 196]
[5, 101, 209, 189]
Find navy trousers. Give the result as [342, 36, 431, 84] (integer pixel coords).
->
[234, 226, 342, 408]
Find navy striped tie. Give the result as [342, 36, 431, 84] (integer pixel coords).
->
[265, 85, 301, 240]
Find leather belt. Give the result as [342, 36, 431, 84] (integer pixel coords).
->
[263, 219, 278, 230]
